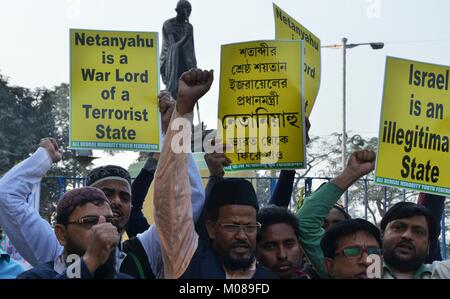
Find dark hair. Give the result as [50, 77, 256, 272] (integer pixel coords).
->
[56, 187, 110, 224]
[256, 205, 300, 243]
[86, 165, 131, 187]
[321, 218, 382, 258]
[332, 204, 352, 220]
[380, 202, 438, 243]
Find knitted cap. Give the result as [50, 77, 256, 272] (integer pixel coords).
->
[56, 187, 109, 224]
[86, 165, 132, 189]
[206, 178, 259, 212]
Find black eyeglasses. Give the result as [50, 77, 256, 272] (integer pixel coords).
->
[66, 215, 115, 229]
[335, 246, 383, 259]
[216, 222, 262, 234]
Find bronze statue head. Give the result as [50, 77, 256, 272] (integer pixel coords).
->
[176, 0, 192, 22]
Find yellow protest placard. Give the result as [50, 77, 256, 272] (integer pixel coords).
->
[218, 40, 305, 170]
[70, 29, 160, 151]
[273, 3, 321, 117]
[375, 57, 450, 196]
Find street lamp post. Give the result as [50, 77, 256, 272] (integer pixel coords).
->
[323, 38, 384, 212]
[342, 38, 348, 208]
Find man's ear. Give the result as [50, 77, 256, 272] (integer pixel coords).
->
[54, 224, 68, 247]
[206, 220, 216, 240]
[324, 257, 335, 278]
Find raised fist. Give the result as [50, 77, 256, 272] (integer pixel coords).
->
[176, 68, 213, 116]
[346, 150, 376, 178]
[39, 137, 63, 163]
[82, 216, 119, 273]
[332, 150, 376, 191]
[204, 150, 231, 177]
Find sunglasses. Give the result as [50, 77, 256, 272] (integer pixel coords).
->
[335, 246, 382, 259]
[66, 215, 115, 229]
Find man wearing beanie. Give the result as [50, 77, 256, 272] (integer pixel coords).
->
[18, 187, 132, 278]
[153, 69, 275, 279]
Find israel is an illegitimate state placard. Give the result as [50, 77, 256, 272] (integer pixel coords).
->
[273, 3, 321, 117]
[70, 29, 160, 151]
[375, 57, 450, 196]
[218, 40, 305, 171]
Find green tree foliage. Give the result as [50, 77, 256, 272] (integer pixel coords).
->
[0, 75, 56, 174]
[0, 76, 93, 222]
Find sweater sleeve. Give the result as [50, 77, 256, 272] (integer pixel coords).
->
[269, 170, 296, 207]
[0, 148, 63, 266]
[296, 182, 344, 278]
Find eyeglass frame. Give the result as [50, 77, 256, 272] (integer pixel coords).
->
[335, 245, 383, 259]
[214, 221, 262, 234]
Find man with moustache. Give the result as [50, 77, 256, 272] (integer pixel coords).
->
[295, 149, 378, 278]
[256, 206, 308, 279]
[18, 187, 132, 279]
[0, 140, 161, 278]
[320, 218, 383, 279]
[380, 202, 450, 279]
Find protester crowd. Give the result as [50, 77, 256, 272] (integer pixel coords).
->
[0, 68, 448, 279]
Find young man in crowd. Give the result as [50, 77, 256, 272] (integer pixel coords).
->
[296, 149, 377, 278]
[320, 218, 383, 279]
[256, 206, 309, 279]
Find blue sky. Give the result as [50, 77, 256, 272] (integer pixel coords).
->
[1, 0, 449, 167]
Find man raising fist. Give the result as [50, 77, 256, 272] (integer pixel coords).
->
[18, 187, 132, 279]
